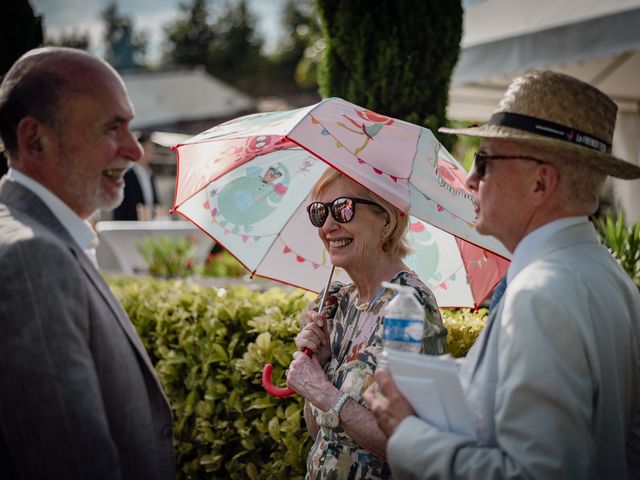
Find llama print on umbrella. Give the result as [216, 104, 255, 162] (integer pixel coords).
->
[207, 162, 291, 234]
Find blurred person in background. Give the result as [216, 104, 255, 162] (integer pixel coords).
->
[112, 130, 160, 220]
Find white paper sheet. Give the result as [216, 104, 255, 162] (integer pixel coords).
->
[387, 350, 476, 438]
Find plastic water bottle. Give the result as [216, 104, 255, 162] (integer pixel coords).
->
[378, 281, 424, 370]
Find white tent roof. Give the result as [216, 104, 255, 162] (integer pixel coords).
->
[448, 0, 640, 120]
[123, 68, 254, 129]
[461, 0, 640, 48]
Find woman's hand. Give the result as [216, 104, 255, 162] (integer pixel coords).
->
[290, 354, 391, 459]
[295, 310, 331, 366]
[286, 351, 335, 411]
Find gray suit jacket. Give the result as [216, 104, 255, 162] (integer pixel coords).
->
[0, 178, 176, 479]
[388, 221, 640, 479]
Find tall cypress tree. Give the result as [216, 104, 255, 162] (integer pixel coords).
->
[316, 0, 462, 148]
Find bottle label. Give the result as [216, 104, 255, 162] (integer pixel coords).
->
[383, 318, 423, 343]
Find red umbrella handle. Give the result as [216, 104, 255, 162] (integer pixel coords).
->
[262, 347, 313, 397]
[263, 266, 335, 398]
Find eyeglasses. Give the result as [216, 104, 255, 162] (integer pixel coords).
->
[307, 197, 382, 228]
[471, 151, 545, 179]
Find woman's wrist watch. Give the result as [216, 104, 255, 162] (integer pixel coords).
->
[320, 392, 349, 428]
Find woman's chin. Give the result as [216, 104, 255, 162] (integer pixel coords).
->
[328, 252, 349, 270]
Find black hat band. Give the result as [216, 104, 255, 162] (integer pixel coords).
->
[488, 112, 611, 153]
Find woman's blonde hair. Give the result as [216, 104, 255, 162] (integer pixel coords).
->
[311, 168, 411, 260]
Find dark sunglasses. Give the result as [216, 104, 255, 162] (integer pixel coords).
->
[307, 197, 382, 228]
[472, 151, 545, 179]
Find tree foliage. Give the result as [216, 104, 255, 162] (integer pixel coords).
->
[45, 30, 91, 50]
[207, 0, 264, 92]
[316, 0, 462, 148]
[0, 0, 43, 76]
[163, 0, 323, 96]
[268, 0, 322, 91]
[101, 0, 147, 70]
[163, 0, 266, 94]
[164, 0, 215, 67]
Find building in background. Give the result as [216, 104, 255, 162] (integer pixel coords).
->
[447, 0, 640, 223]
[120, 67, 255, 211]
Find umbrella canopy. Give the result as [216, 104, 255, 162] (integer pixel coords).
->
[406, 219, 508, 308]
[172, 98, 510, 308]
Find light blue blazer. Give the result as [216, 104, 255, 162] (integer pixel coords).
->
[388, 221, 640, 479]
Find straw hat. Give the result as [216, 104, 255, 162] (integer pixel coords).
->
[439, 71, 640, 179]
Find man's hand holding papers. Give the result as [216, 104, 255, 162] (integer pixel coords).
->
[364, 350, 475, 439]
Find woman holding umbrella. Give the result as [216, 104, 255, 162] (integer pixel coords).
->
[286, 169, 447, 479]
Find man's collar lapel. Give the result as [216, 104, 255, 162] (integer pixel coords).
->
[0, 176, 172, 410]
[0, 177, 74, 243]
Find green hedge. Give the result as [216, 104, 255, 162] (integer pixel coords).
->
[107, 277, 487, 479]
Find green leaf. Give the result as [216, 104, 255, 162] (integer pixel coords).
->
[246, 463, 259, 480]
[268, 416, 282, 442]
[247, 396, 274, 410]
[255, 331, 271, 351]
[210, 343, 229, 363]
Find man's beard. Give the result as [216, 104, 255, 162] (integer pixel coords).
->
[58, 151, 125, 217]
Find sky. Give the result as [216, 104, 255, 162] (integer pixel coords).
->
[30, 0, 288, 63]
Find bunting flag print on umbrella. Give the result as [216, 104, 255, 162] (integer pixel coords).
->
[171, 97, 510, 309]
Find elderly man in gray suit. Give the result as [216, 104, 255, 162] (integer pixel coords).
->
[0, 47, 175, 478]
[365, 71, 640, 479]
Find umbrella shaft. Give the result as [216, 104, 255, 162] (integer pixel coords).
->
[317, 266, 335, 312]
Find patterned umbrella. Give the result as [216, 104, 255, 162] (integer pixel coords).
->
[171, 97, 509, 309]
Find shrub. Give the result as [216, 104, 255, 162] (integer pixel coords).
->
[137, 236, 197, 278]
[109, 276, 314, 479]
[595, 213, 640, 290]
[442, 308, 488, 358]
[136, 237, 247, 280]
[201, 251, 247, 278]
[107, 277, 487, 478]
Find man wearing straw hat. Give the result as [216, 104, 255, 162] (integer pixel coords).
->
[365, 71, 640, 478]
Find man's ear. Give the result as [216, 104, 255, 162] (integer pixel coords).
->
[16, 117, 48, 160]
[531, 163, 559, 206]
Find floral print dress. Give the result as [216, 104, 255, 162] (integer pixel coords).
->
[305, 271, 447, 480]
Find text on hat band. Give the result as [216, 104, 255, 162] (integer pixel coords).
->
[488, 112, 611, 153]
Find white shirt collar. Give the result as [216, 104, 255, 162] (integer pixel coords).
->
[507, 216, 587, 284]
[7, 169, 98, 254]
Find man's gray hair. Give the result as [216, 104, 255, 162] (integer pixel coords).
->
[542, 149, 607, 214]
[503, 139, 605, 214]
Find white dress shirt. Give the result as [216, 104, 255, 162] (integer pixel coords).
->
[7, 169, 99, 268]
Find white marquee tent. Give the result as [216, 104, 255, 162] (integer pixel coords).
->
[448, 0, 640, 222]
